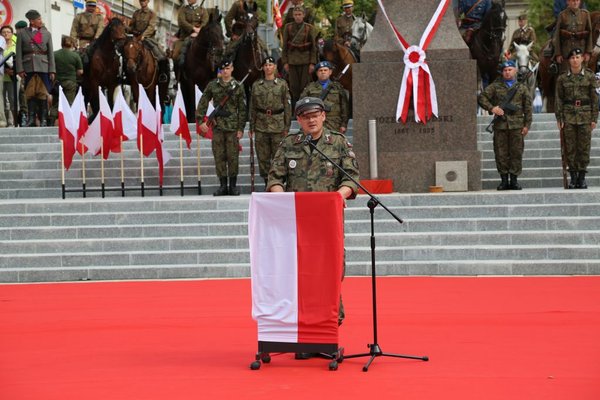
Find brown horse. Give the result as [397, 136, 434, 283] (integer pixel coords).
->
[231, 10, 264, 100]
[122, 37, 168, 107]
[587, 11, 600, 72]
[82, 18, 127, 116]
[320, 39, 355, 98]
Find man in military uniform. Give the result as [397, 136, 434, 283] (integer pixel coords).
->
[197, 60, 247, 196]
[224, 0, 268, 60]
[555, 48, 598, 189]
[300, 60, 349, 134]
[282, 6, 318, 107]
[267, 97, 359, 341]
[128, 0, 169, 82]
[553, 0, 592, 72]
[283, 0, 314, 25]
[173, 0, 209, 67]
[70, 1, 104, 50]
[478, 60, 532, 190]
[49, 36, 83, 125]
[15, 10, 56, 127]
[509, 14, 538, 62]
[455, 0, 492, 45]
[335, 0, 355, 48]
[249, 57, 292, 187]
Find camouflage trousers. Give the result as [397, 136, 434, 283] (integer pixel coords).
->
[563, 123, 592, 172]
[212, 129, 240, 178]
[255, 130, 285, 178]
[493, 128, 524, 175]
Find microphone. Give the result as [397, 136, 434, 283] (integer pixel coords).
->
[303, 134, 313, 145]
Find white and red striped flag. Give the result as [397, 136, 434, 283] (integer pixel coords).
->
[155, 86, 171, 185]
[170, 83, 191, 149]
[137, 84, 159, 157]
[249, 192, 344, 344]
[79, 88, 115, 158]
[72, 88, 89, 155]
[195, 85, 215, 139]
[112, 86, 137, 142]
[273, 0, 289, 30]
[57, 87, 77, 170]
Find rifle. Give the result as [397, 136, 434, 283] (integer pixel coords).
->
[249, 132, 255, 192]
[485, 84, 520, 133]
[319, 64, 350, 101]
[205, 71, 251, 128]
[558, 124, 568, 189]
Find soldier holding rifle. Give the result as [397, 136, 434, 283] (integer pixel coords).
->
[197, 60, 247, 196]
[555, 48, 598, 189]
[478, 60, 532, 191]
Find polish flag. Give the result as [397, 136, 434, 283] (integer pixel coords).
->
[171, 84, 191, 149]
[195, 85, 214, 139]
[72, 88, 89, 155]
[57, 87, 76, 170]
[112, 86, 137, 142]
[79, 88, 114, 158]
[155, 85, 171, 185]
[137, 85, 159, 157]
[249, 192, 344, 344]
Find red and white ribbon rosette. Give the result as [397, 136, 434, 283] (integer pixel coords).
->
[377, 0, 451, 124]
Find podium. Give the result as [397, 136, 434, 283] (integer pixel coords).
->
[248, 192, 345, 370]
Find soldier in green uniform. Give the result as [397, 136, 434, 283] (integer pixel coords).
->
[555, 48, 598, 189]
[282, 7, 318, 107]
[478, 60, 532, 190]
[249, 57, 292, 187]
[335, 0, 356, 48]
[173, 0, 209, 67]
[49, 36, 83, 124]
[224, 0, 268, 61]
[70, 0, 104, 50]
[128, 0, 169, 82]
[300, 60, 349, 134]
[553, 0, 592, 72]
[283, 0, 314, 25]
[509, 14, 538, 62]
[197, 60, 247, 196]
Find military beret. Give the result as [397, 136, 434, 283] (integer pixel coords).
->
[262, 56, 275, 66]
[343, 0, 354, 8]
[568, 48, 583, 58]
[86, 0, 97, 6]
[315, 61, 333, 70]
[295, 97, 331, 116]
[219, 59, 233, 69]
[501, 60, 516, 69]
[25, 10, 41, 20]
[15, 21, 28, 29]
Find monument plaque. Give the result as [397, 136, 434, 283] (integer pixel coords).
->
[353, 0, 481, 192]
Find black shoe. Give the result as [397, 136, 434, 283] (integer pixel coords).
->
[509, 174, 522, 190]
[577, 171, 588, 189]
[228, 176, 240, 196]
[568, 171, 577, 189]
[497, 174, 509, 191]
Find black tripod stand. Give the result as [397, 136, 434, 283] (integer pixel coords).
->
[306, 137, 429, 372]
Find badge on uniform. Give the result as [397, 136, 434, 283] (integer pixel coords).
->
[289, 160, 297, 169]
[325, 134, 332, 144]
[348, 151, 356, 158]
[326, 162, 333, 177]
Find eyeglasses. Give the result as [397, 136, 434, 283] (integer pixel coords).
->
[298, 111, 323, 121]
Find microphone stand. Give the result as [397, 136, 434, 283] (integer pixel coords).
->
[305, 134, 428, 372]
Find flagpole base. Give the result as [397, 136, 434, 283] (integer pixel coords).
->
[198, 180, 202, 195]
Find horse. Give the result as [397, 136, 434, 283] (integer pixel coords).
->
[349, 13, 373, 60]
[122, 37, 169, 109]
[587, 11, 600, 72]
[320, 39, 356, 98]
[467, 0, 507, 87]
[179, 13, 225, 121]
[82, 18, 127, 117]
[230, 9, 264, 100]
[511, 42, 539, 101]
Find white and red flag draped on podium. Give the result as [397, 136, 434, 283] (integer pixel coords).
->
[57, 87, 76, 170]
[377, 0, 450, 124]
[249, 192, 344, 344]
[170, 84, 191, 149]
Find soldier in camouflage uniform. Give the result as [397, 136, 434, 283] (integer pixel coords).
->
[197, 60, 247, 196]
[300, 60, 349, 134]
[282, 7, 318, 107]
[128, 0, 169, 82]
[249, 57, 292, 187]
[283, 0, 314, 25]
[335, 0, 356, 48]
[173, 0, 209, 67]
[553, 0, 592, 72]
[70, 0, 104, 50]
[555, 48, 598, 189]
[478, 60, 532, 190]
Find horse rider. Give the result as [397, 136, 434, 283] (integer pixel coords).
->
[128, 0, 169, 82]
[300, 60, 349, 134]
[553, 0, 593, 73]
[455, 0, 492, 45]
[282, 6, 318, 108]
[70, 0, 104, 67]
[335, 0, 356, 49]
[15, 10, 56, 127]
[173, 0, 209, 68]
[224, 0, 268, 58]
[509, 13, 538, 62]
[283, 0, 315, 25]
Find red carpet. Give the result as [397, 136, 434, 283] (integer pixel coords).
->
[1, 277, 599, 400]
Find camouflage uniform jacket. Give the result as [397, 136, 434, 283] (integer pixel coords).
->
[267, 128, 359, 194]
[225, 1, 260, 37]
[478, 79, 532, 130]
[281, 21, 317, 65]
[300, 80, 349, 130]
[335, 13, 355, 43]
[555, 68, 599, 125]
[553, 8, 593, 59]
[249, 78, 292, 133]
[129, 8, 158, 39]
[70, 11, 104, 43]
[15, 26, 56, 74]
[283, 5, 314, 25]
[177, 5, 209, 39]
[196, 78, 247, 132]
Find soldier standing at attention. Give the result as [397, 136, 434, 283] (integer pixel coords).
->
[478, 60, 532, 191]
[335, 0, 355, 48]
[553, 0, 592, 72]
[249, 57, 292, 188]
[197, 60, 247, 196]
[282, 6, 318, 108]
[300, 60, 349, 134]
[173, 0, 209, 67]
[70, 1, 104, 50]
[283, 0, 314, 25]
[555, 48, 598, 189]
[15, 10, 56, 127]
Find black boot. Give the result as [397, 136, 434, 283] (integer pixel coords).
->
[497, 174, 509, 190]
[39, 99, 48, 127]
[568, 171, 577, 189]
[509, 174, 522, 190]
[26, 100, 37, 127]
[229, 176, 240, 196]
[577, 171, 588, 189]
[213, 177, 229, 196]
[19, 110, 28, 127]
